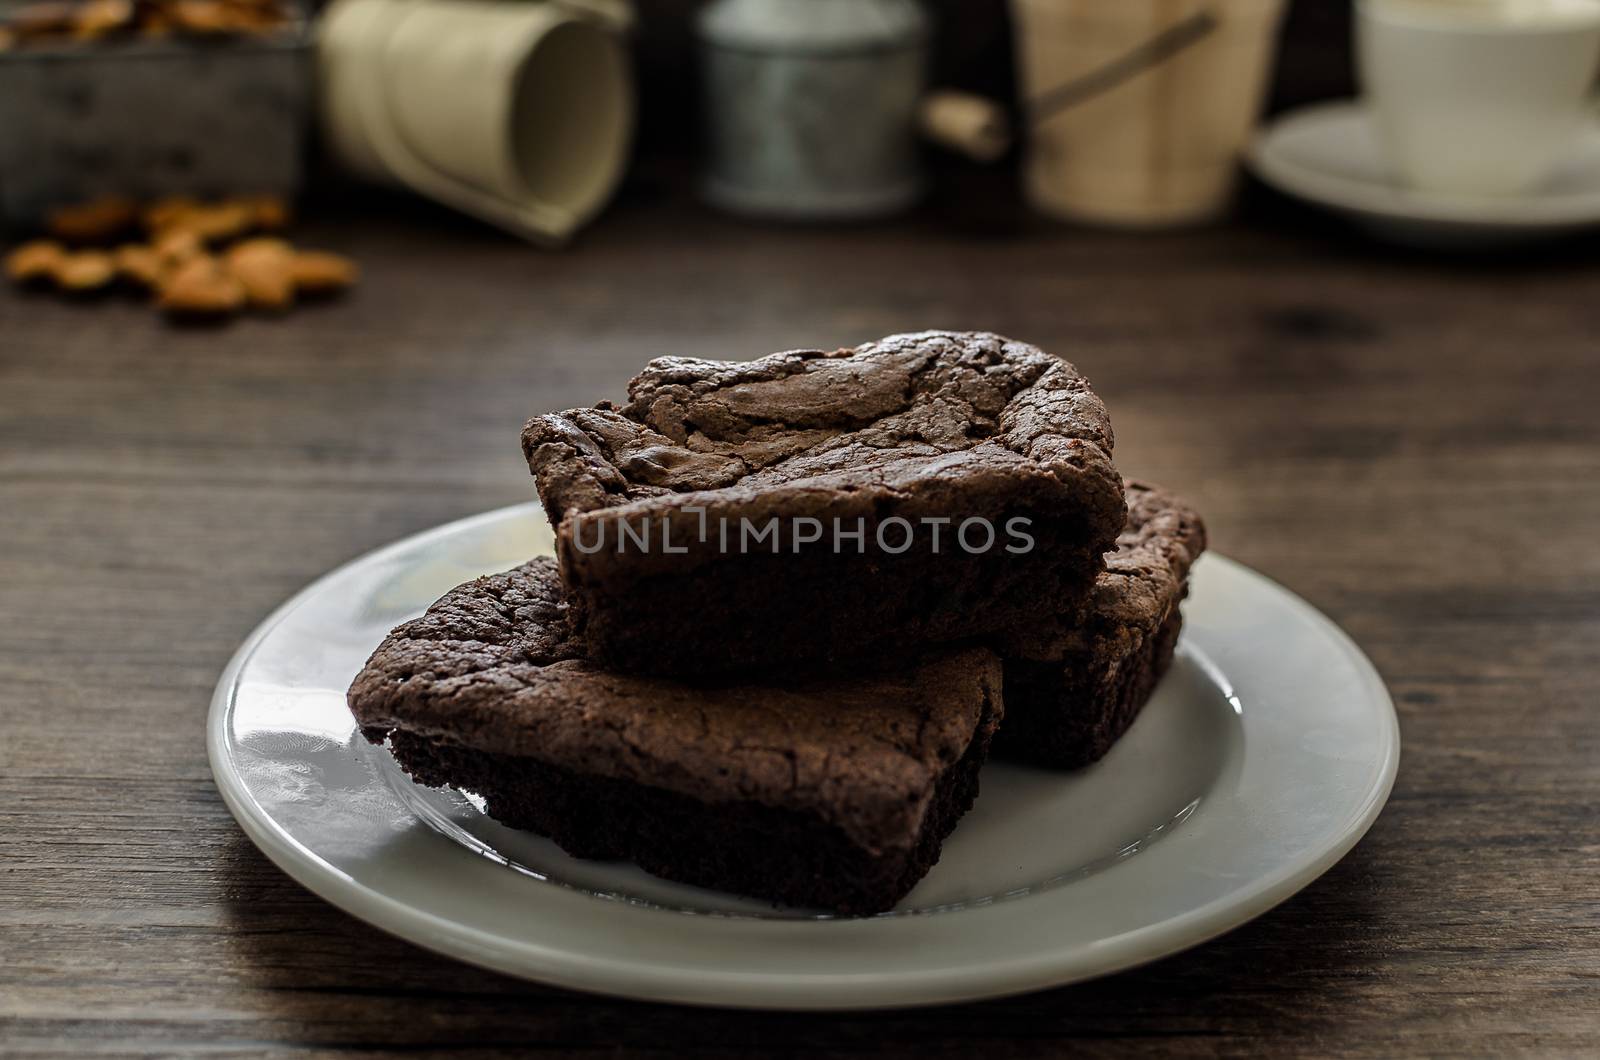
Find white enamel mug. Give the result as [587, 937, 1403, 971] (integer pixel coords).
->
[1357, 0, 1600, 196]
[319, 0, 634, 245]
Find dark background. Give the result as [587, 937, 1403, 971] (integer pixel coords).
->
[621, 0, 1355, 157]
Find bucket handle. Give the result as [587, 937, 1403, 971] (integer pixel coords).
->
[1025, 9, 1217, 126]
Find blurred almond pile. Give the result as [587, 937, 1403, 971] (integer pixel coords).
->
[5, 195, 358, 320]
[0, 0, 295, 48]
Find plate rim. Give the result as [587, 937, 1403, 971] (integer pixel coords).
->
[208, 503, 1401, 1010]
[1247, 98, 1600, 230]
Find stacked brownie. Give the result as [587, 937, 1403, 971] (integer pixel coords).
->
[995, 481, 1207, 769]
[349, 331, 1206, 914]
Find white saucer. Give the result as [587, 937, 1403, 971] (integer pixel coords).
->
[208, 504, 1399, 1010]
[1247, 100, 1600, 248]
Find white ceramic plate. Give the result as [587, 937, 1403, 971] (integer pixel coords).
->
[208, 503, 1399, 1010]
[1247, 99, 1600, 248]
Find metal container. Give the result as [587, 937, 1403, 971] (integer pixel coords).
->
[698, 0, 928, 220]
[0, 29, 309, 225]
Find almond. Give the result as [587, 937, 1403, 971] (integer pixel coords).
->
[5, 240, 67, 285]
[290, 250, 359, 295]
[153, 226, 203, 269]
[169, 0, 231, 33]
[159, 255, 246, 317]
[142, 195, 201, 233]
[225, 237, 294, 311]
[71, 0, 135, 40]
[55, 251, 117, 291]
[180, 201, 255, 242]
[237, 194, 290, 230]
[45, 196, 139, 243]
[113, 244, 167, 290]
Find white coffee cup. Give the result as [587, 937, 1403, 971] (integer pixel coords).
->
[319, 0, 634, 245]
[1357, 0, 1600, 196]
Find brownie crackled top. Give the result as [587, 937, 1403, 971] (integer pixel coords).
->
[524, 330, 1122, 537]
[519, 331, 1126, 675]
[348, 558, 1002, 855]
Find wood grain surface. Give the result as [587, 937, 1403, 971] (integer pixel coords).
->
[2, 181, 1597, 1057]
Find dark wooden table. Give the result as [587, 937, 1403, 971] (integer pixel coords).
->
[4, 179, 1598, 1057]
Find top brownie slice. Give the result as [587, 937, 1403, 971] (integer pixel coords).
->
[523, 330, 1125, 676]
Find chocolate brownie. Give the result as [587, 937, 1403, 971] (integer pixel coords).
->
[993, 482, 1206, 770]
[347, 558, 1004, 915]
[522, 330, 1124, 676]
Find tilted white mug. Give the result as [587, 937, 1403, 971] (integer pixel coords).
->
[319, 0, 634, 245]
[1357, 0, 1600, 196]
